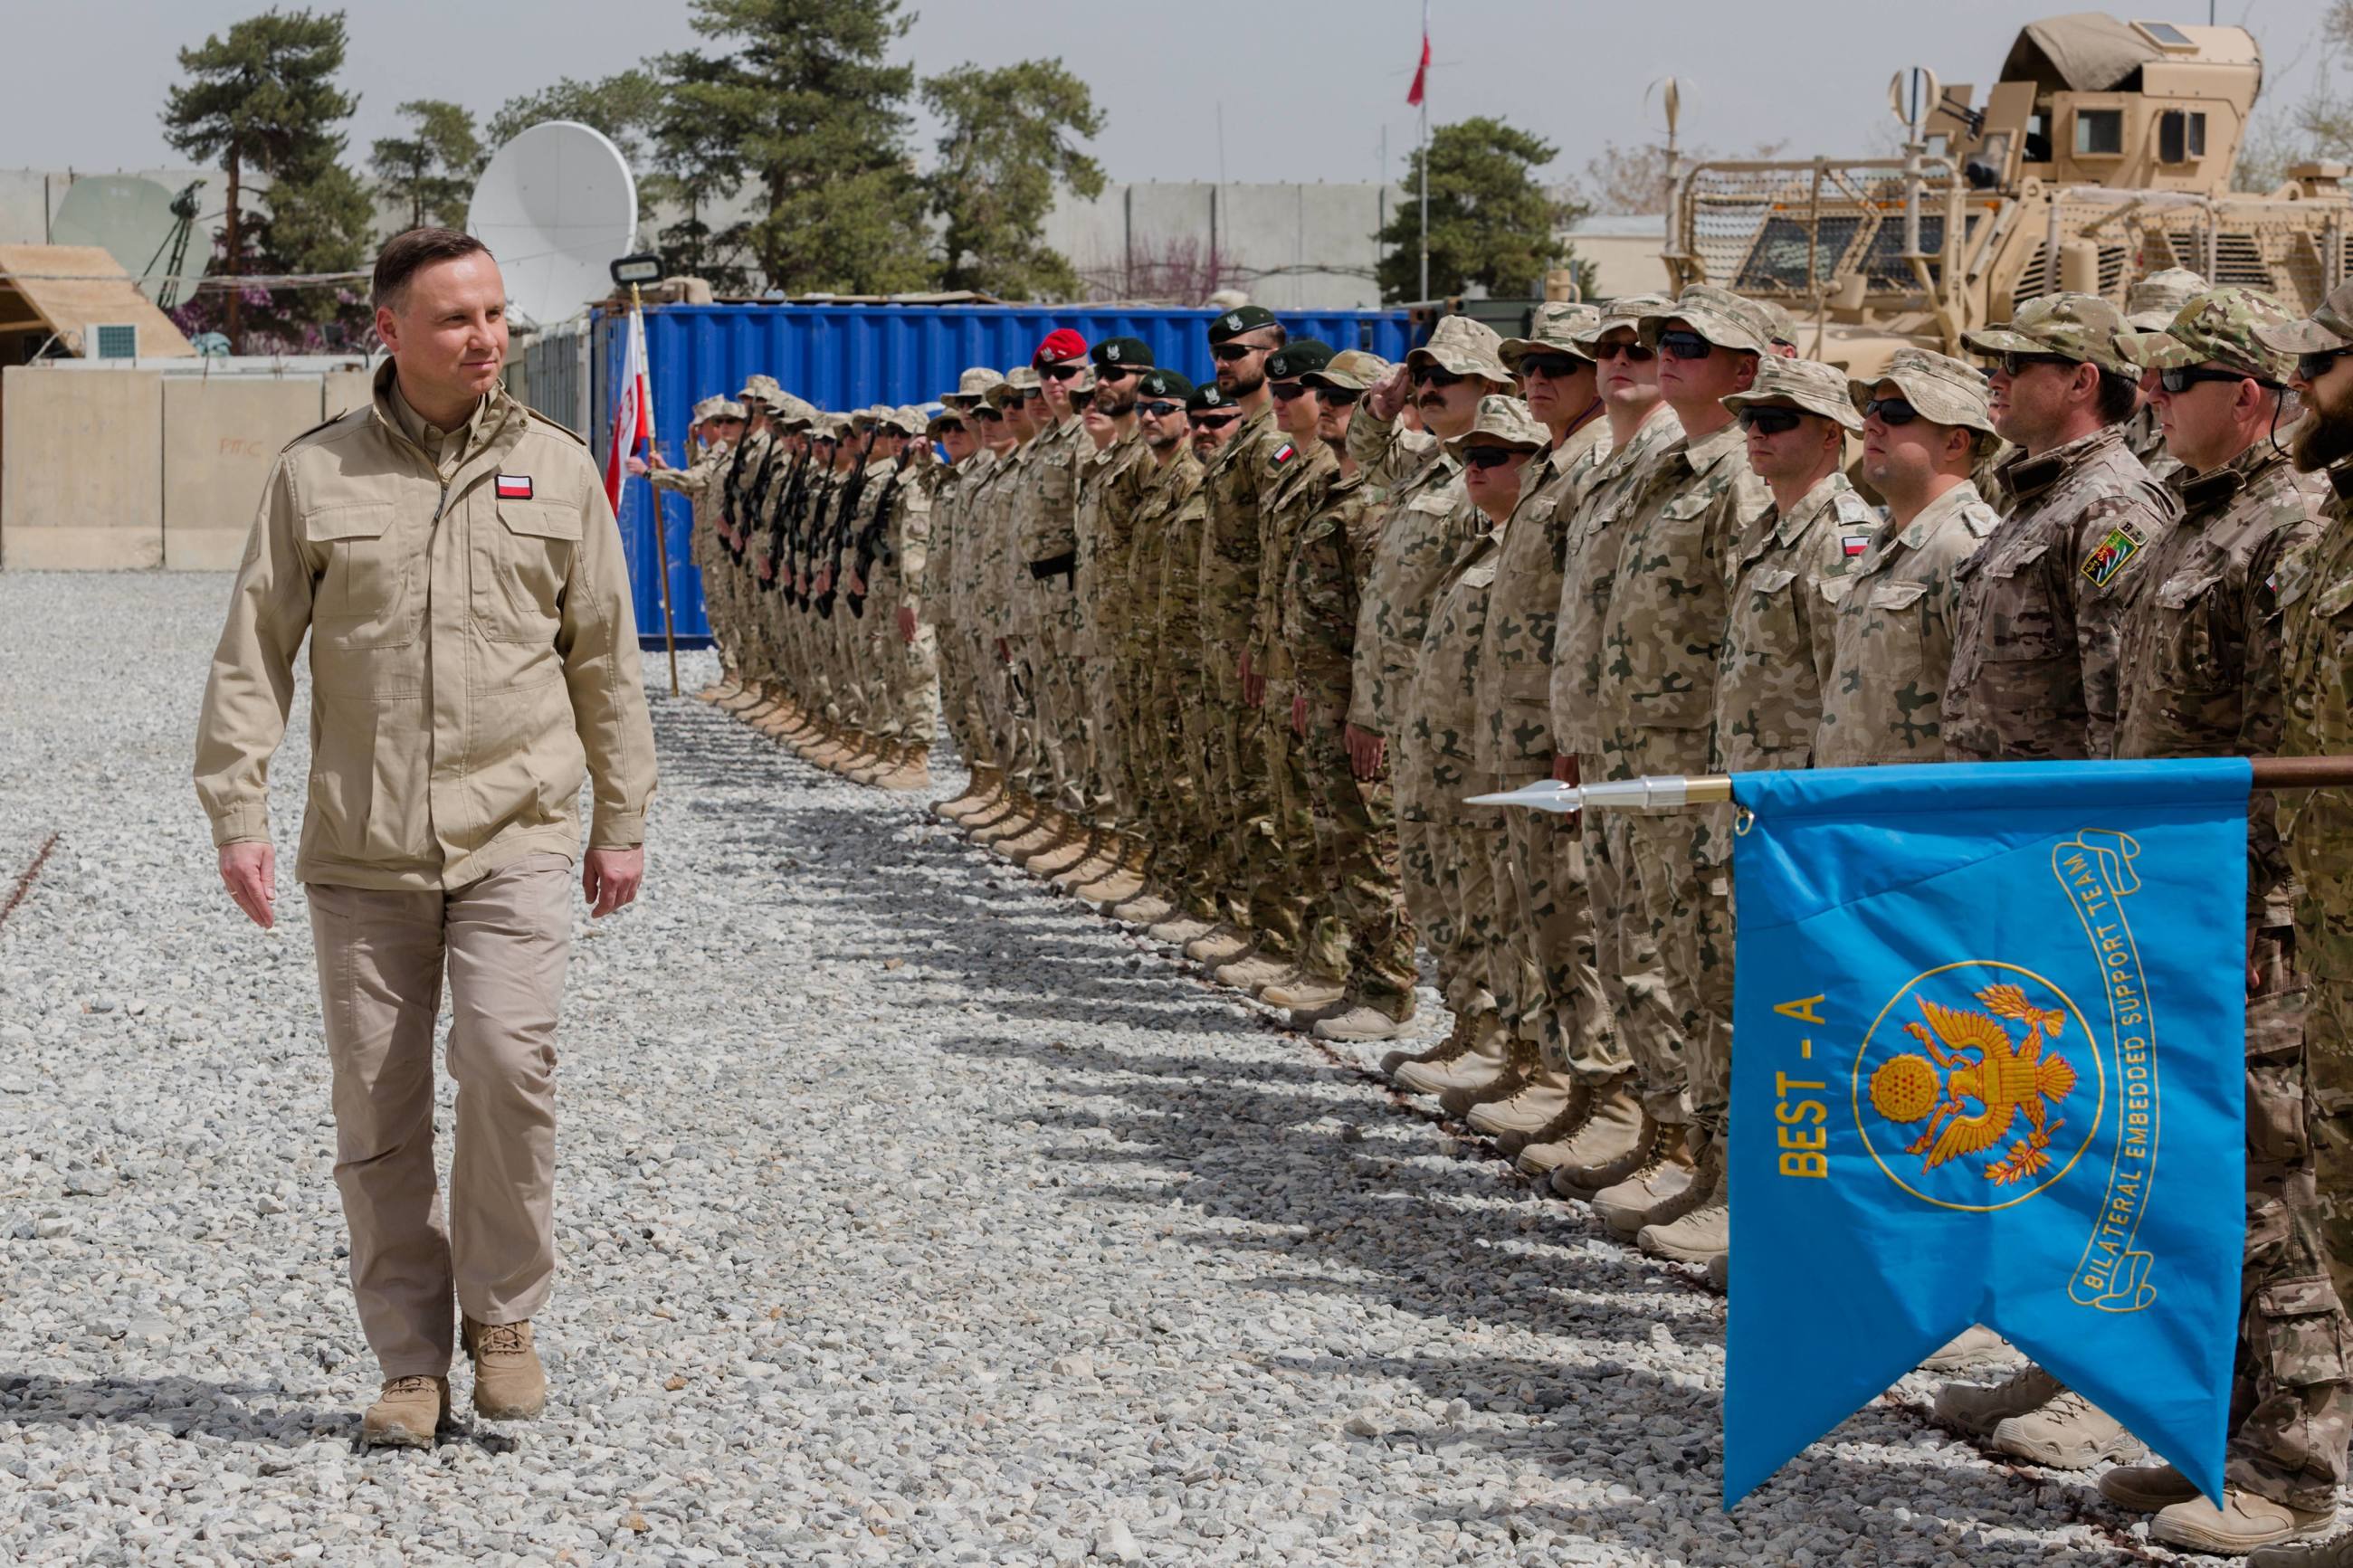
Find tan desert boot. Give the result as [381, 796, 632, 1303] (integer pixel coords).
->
[879, 743, 933, 792]
[2153, 1490, 2334, 1554]
[1468, 1068, 1580, 1145]
[1310, 1000, 1415, 1042]
[1920, 1326, 2014, 1373]
[361, 1374, 450, 1449]
[1394, 1015, 1512, 1098]
[1212, 947, 1294, 993]
[1183, 925, 1253, 967]
[1931, 1363, 2063, 1437]
[1439, 1035, 1543, 1117]
[1146, 910, 1217, 946]
[1591, 1125, 1697, 1236]
[1638, 1154, 1729, 1263]
[1381, 1012, 1471, 1079]
[462, 1316, 548, 1421]
[2100, 1462, 2201, 1514]
[1261, 971, 1346, 1011]
[1989, 1387, 2143, 1468]
[1519, 1077, 1639, 1177]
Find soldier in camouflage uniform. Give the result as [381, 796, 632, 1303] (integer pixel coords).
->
[960, 375, 1036, 840]
[843, 405, 937, 791]
[715, 378, 783, 713]
[1465, 306, 1627, 1155]
[998, 335, 1092, 864]
[2124, 267, 2213, 482]
[929, 372, 1006, 822]
[976, 373, 1061, 856]
[1930, 290, 2182, 1472]
[2071, 289, 2353, 1555]
[643, 396, 743, 694]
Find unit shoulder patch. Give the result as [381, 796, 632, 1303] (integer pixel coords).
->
[2081, 518, 2149, 589]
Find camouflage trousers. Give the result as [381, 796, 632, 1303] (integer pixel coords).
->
[1579, 745, 1692, 1126]
[1024, 604, 1095, 813]
[2302, 955, 2353, 1318]
[1496, 779, 1629, 1081]
[2228, 929, 2353, 1512]
[1150, 676, 1229, 925]
[1206, 679, 1301, 960]
[976, 633, 1040, 796]
[1396, 747, 1502, 1019]
[1085, 654, 1135, 830]
[1261, 679, 1339, 983]
[1296, 694, 1416, 1013]
[936, 618, 994, 768]
[853, 607, 938, 745]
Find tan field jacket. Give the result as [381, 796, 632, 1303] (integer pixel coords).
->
[195, 360, 657, 890]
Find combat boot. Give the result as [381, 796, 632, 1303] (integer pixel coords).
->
[1466, 1064, 1579, 1144]
[1261, 972, 1346, 1011]
[1519, 1076, 1640, 1178]
[1439, 1033, 1542, 1117]
[360, 1374, 451, 1449]
[1638, 1151, 1729, 1263]
[1146, 909, 1216, 946]
[996, 811, 1069, 863]
[1920, 1326, 2014, 1373]
[1988, 1387, 2144, 1468]
[1591, 1125, 1699, 1236]
[1108, 886, 1175, 925]
[1047, 832, 1121, 889]
[1310, 998, 1416, 1042]
[1183, 925, 1253, 968]
[1393, 1013, 1512, 1098]
[2152, 1491, 2335, 1554]
[1382, 1011, 1472, 1078]
[1491, 1077, 1594, 1161]
[967, 794, 1039, 844]
[1930, 1363, 2064, 1438]
[1551, 1106, 1675, 1202]
[1017, 822, 1093, 876]
[2100, 1462, 2201, 1514]
[462, 1316, 548, 1421]
[878, 742, 933, 793]
[935, 768, 999, 822]
[2252, 1532, 2353, 1566]
[1212, 946, 1295, 993]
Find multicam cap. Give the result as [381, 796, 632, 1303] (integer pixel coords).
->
[1303, 349, 1390, 392]
[2124, 267, 2211, 330]
[2252, 277, 2353, 358]
[1500, 302, 1602, 369]
[1848, 348, 1995, 434]
[987, 366, 1042, 407]
[1960, 291, 2137, 377]
[1444, 394, 1547, 457]
[876, 405, 927, 436]
[2116, 287, 2298, 384]
[738, 373, 784, 405]
[1137, 367, 1196, 401]
[1639, 285, 1777, 356]
[1721, 356, 1862, 432]
[943, 366, 1005, 408]
[1265, 338, 1335, 381]
[1205, 304, 1279, 344]
[1574, 293, 1674, 348]
[1406, 314, 1510, 383]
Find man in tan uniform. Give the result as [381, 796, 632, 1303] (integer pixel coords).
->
[195, 228, 658, 1446]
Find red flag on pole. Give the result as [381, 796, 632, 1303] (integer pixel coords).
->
[603, 306, 653, 515]
[1406, 1, 1430, 105]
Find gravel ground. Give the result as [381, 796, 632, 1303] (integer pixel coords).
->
[0, 572, 2215, 1565]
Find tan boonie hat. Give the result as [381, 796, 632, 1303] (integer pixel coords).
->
[1756, 296, 1802, 349]
[1303, 348, 1392, 391]
[708, 398, 747, 422]
[769, 393, 816, 431]
[2124, 267, 2211, 330]
[1722, 356, 1862, 432]
[943, 366, 1005, 408]
[1444, 394, 1548, 457]
[691, 394, 723, 422]
[1407, 314, 1511, 383]
[1501, 302, 1603, 369]
[2253, 277, 2353, 358]
[738, 373, 784, 404]
[2116, 287, 2298, 384]
[1574, 293, 1675, 348]
[1640, 284, 1776, 356]
[1961, 292, 2137, 377]
[883, 404, 928, 436]
[1849, 348, 1995, 434]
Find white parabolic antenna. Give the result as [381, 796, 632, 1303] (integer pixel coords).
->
[52, 175, 206, 306]
[467, 121, 637, 328]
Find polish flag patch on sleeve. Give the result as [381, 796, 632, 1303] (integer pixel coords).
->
[496, 474, 534, 500]
[1842, 533, 1872, 557]
[1271, 442, 1296, 466]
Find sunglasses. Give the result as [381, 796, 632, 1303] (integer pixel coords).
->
[1310, 385, 1362, 405]
[1518, 353, 1587, 379]
[1996, 351, 2082, 377]
[1093, 364, 1138, 382]
[1139, 399, 1186, 418]
[1411, 364, 1466, 388]
[1040, 364, 1087, 382]
[1210, 342, 1266, 362]
[2158, 366, 2269, 394]
[1462, 445, 1524, 470]
[1192, 412, 1240, 429]
[971, 406, 1003, 422]
[1269, 381, 1312, 402]
[1591, 338, 1656, 364]
[1737, 406, 1809, 435]
[1862, 396, 1922, 426]
[2299, 347, 2353, 382]
[1656, 329, 1716, 361]
[1021, 389, 1045, 402]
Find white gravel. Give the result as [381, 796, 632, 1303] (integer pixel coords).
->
[0, 572, 2192, 1564]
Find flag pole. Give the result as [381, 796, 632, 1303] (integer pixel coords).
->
[634, 281, 681, 697]
[1418, 0, 1431, 301]
[1468, 758, 2353, 814]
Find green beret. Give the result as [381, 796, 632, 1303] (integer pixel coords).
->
[1265, 338, 1334, 381]
[1205, 305, 1280, 344]
[1138, 368, 1195, 401]
[1092, 336, 1154, 370]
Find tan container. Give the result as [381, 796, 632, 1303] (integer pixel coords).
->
[162, 377, 324, 569]
[0, 366, 162, 569]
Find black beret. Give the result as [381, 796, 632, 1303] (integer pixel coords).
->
[1186, 382, 1237, 413]
[1265, 338, 1334, 380]
[1137, 367, 1195, 400]
[1205, 305, 1280, 344]
[1092, 336, 1154, 370]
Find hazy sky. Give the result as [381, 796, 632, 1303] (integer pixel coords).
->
[6, 1, 2341, 191]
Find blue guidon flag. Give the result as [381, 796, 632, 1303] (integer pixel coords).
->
[1725, 758, 2250, 1506]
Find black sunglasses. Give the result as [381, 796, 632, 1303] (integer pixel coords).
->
[1462, 445, 1524, 470]
[932, 419, 965, 434]
[1518, 353, 1588, 379]
[1996, 351, 2082, 377]
[1411, 364, 1467, 388]
[970, 406, 1003, 422]
[1040, 364, 1086, 382]
[1210, 342, 1266, 362]
[1192, 412, 1240, 429]
[1862, 396, 1921, 426]
[1269, 381, 1312, 402]
[1656, 328, 1716, 361]
[2299, 347, 2353, 382]
[1092, 363, 1138, 381]
[1310, 385, 1362, 405]
[1139, 399, 1186, 418]
[1737, 406, 1808, 435]
[1591, 338, 1656, 364]
[2159, 366, 2273, 394]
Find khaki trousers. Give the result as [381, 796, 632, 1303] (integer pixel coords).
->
[306, 852, 572, 1379]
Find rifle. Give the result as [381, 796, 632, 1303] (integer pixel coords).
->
[778, 447, 815, 611]
[745, 433, 787, 590]
[846, 443, 919, 620]
[757, 444, 808, 594]
[813, 428, 880, 620]
[719, 428, 756, 563]
[795, 464, 835, 614]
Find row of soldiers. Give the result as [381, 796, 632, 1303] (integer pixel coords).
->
[666, 270, 2353, 1559]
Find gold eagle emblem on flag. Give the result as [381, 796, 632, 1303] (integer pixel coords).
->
[1869, 984, 2080, 1186]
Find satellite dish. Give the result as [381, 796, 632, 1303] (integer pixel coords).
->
[52, 176, 208, 308]
[467, 121, 637, 329]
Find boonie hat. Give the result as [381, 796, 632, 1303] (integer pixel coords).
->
[1639, 285, 1777, 356]
[708, 398, 747, 422]
[738, 373, 784, 404]
[1501, 303, 1602, 370]
[1575, 294, 1675, 349]
[1961, 292, 2137, 377]
[1304, 350, 1391, 392]
[2117, 287, 2298, 384]
[1722, 356, 1863, 432]
[1406, 314, 1510, 383]
[1445, 394, 1547, 458]
[943, 366, 1005, 408]
[1848, 348, 1996, 434]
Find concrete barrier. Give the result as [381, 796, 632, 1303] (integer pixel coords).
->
[322, 368, 373, 423]
[162, 377, 323, 570]
[0, 366, 162, 569]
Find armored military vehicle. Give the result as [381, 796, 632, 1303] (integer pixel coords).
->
[1665, 12, 2353, 375]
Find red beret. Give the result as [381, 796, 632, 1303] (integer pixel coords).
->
[1034, 328, 1090, 367]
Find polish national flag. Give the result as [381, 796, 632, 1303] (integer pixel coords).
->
[604, 306, 656, 515]
[1406, 2, 1431, 106]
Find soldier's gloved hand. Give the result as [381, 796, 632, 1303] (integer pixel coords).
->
[897, 606, 918, 644]
[1291, 694, 1308, 737]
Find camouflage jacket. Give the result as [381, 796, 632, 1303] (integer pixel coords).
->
[722, 425, 775, 546]
[1472, 413, 1611, 776]
[1254, 439, 1339, 693]
[1122, 447, 1205, 668]
[2126, 403, 2182, 486]
[1348, 411, 1473, 734]
[1075, 426, 1154, 660]
[2282, 469, 2353, 978]
[1141, 451, 1213, 706]
[971, 441, 1034, 641]
[1281, 467, 1382, 709]
[650, 440, 729, 566]
[1815, 479, 1999, 767]
[1595, 418, 1771, 759]
[1942, 423, 2178, 761]
[1712, 471, 1872, 772]
[860, 455, 932, 618]
[1197, 404, 1281, 680]
[2116, 442, 2323, 927]
[1011, 416, 1085, 634]
[1403, 525, 1503, 810]
[946, 450, 1000, 630]
[1549, 407, 1686, 755]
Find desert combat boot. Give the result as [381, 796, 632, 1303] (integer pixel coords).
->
[1392, 1013, 1512, 1098]
[2151, 1491, 2336, 1555]
[1988, 1385, 2143, 1468]
[1592, 1126, 1700, 1238]
[361, 1374, 451, 1449]
[1516, 1074, 1643, 1177]
[462, 1316, 548, 1421]
[1465, 1063, 1579, 1145]
[1931, 1362, 2064, 1438]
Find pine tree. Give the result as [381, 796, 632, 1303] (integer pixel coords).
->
[370, 100, 481, 231]
[1376, 118, 1584, 303]
[922, 61, 1103, 301]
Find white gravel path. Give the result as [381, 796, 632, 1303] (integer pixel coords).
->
[0, 572, 2197, 1565]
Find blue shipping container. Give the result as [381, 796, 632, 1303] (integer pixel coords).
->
[595, 301, 1415, 644]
